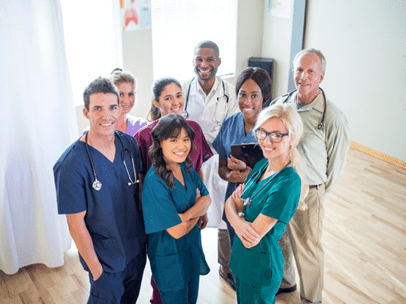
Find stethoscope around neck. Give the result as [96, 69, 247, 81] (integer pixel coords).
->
[85, 131, 139, 191]
[282, 87, 327, 131]
[183, 76, 229, 123]
[240, 161, 291, 207]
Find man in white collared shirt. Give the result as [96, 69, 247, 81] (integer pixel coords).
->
[182, 40, 239, 289]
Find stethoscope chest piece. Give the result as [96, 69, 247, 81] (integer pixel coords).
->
[243, 198, 252, 207]
[93, 179, 102, 191]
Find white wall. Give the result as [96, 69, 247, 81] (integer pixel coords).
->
[122, 29, 154, 120]
[227, 0, 264, 85]
[75, 1, 406, 162]
[305, 0, 406, 161]
[76, 0, 264, 132]
[120, 0, 264, 120]
[261, 0, 294, 98]
[261, 0, 406, 161]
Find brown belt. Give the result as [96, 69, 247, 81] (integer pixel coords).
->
[309, 184, 322, 189]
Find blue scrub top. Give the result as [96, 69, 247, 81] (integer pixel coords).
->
[212, 112, 259, 202]
[53, 131, 146, 273]
[230, 158, 301, 287]
[142, 162, 210, 292]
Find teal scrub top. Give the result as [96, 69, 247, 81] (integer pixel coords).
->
[142, 162, 210, 292]
[229, 158, 301, 287]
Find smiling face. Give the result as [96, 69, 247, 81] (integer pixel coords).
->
[116, 82, 135, 115]
[153, 82, 184, 117]
[160, 127, 192, 167]
[193, 47, 221, 84]
[83, 92, 120, 138]
[293, 53, 325, 104]
[238, 79, 263, 122]
[258, 117, 292, 164]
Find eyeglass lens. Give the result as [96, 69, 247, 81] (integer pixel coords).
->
[256, 130, 284, 143]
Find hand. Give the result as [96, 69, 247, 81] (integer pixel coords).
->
[233, 184, 244, 199]
[91, 264, 103, 281]
[195, 189, 201, 202]
[227, 167, 252, 183]
[231, 184, 244, 206]
[234, 220, 260, 248]
[227, 156, 247, 171]
[198, 213, 208, 230]
[240, 236, 260, 249]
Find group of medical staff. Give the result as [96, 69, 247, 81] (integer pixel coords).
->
[53, 41, 350, 304]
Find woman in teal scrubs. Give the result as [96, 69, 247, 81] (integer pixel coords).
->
[225, 104, 307, 304]
[141, 114, 211, 304]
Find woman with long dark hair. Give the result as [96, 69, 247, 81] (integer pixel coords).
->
[141, 114, 211, 304]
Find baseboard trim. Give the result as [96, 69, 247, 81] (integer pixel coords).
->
[350, 141, 406, 169]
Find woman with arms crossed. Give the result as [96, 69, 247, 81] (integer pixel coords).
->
[141, 114, 211, 304]
[134, 78, 212, 303]
[225, 104, 307, 304]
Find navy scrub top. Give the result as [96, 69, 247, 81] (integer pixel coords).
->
[229, 158, 301, 287]
[53, 131, 146, 273]
[142, 162, 210, 292]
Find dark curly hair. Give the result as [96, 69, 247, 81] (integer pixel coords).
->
[149, 114, 196, 188]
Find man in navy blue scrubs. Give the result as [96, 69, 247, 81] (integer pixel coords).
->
[54, 78, 146, 303]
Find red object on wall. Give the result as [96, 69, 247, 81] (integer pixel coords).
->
[124, 8, 138, 26]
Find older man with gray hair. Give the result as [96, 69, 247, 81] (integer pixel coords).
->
[272, 49, 350, 303]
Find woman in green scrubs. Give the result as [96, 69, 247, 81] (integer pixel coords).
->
[141, 114, 211, 304]
[225, 104, 306, 304]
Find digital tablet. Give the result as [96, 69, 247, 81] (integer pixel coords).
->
[231, 143, 264, 169]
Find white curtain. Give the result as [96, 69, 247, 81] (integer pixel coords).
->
[0, 0, 76, 274]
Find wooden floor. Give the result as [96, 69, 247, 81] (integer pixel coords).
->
[1, 148, 406, 303]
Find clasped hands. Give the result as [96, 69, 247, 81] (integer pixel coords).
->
[226, 156, 252, 183]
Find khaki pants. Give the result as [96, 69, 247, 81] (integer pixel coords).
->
[218, 228, 231, 267]
[279, 184, 326, 304]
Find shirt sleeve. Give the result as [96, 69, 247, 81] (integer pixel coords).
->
[324, 112, 350, 195]
[134, 129, 149, 175]
[127, 135, 143, 178]
[190, 167, 209, 197]
[189, 121, 213, 174]
[212, 120, 228, 159]
[53, 154, 87, 215]
[197, 124, 213, 163]
[141, 173, 182, 234]
[225, 82, 240, 116]
[260, 173, 301, 225]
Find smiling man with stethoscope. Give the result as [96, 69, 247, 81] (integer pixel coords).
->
[53, 77, 146, 303]
[182, 40, 239, 149]
[271, 49, 350, 304]
[181, 40, 240, 290]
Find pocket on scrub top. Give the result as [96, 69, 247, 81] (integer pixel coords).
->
[230, 242, 274, 287]
[91, 237, 125, 272]
[153, 246, 190, 292]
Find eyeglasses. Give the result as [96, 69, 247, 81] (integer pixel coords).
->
[255, 129, 289, 143]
